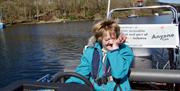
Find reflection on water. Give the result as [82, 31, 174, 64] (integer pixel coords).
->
[0, 31, 8, 62]
[0, 21, 93, 88]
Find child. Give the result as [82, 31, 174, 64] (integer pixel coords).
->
[67, 19, 134, 91]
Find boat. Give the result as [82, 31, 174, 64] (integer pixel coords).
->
[1, 1, 180, 91]
[107, 0, 180, 90]
[0, 9, 5, 30]
[127, 14, 138, 18]
[0, 22, 5, 30]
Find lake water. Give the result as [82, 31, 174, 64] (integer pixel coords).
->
[0, 21, 94, 88]
[0, 15, 179, 88]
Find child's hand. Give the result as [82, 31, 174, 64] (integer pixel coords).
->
[117, 33, 127, 45]
[112, 34, 127, 50]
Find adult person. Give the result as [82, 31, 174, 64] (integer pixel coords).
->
[67, 19, 134, 91]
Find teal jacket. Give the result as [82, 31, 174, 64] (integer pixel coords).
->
[67, 42, 134, 91]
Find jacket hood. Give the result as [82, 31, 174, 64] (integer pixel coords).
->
[87, 36, 102, 50]
[87, 36, 96, 47]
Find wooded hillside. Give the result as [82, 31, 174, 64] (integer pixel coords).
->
[0, 0, 156, 24]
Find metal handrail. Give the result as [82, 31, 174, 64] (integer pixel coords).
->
[130, 68, 180, 83]
[107, 5, 179, 24]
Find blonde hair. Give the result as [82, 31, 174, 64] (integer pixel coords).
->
[91, 19, 120, 42]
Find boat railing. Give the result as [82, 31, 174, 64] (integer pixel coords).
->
[107, 5, 179, 24]
[130, 68, 180, 83]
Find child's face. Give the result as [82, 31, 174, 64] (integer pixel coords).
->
[102, 31, 117, 51]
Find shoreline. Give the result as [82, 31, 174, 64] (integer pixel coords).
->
[5, 18, 102, 26]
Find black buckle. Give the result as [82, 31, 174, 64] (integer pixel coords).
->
[95, 76, 108, 86]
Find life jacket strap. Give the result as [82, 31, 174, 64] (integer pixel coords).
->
[95, 75, 113, 86]
[113, 83, 122, 91]
[92, 48, 100, 79]
[113, 78, 122, 91]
